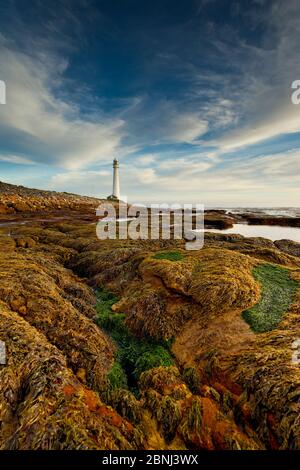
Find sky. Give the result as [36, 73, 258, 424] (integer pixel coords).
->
[0, 0, 300, 206]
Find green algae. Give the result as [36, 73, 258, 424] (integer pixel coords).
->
[242, 264, 298, 333]
[96, 287, 173, 392]
[153, 251, 185, 262]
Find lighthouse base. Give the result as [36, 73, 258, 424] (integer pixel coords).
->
[107, 194, 119, 201]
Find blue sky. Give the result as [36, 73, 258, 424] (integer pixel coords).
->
[0, 0, 300, 206]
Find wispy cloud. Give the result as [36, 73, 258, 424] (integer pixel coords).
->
[0, 40, 126, 170]
[211, 0, 300, 152]
[0, 154, 34, 165]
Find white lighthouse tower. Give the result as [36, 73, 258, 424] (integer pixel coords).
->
[108, 158, 120, 200]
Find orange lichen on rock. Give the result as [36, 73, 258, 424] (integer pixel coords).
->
[139, 367, 260, 449]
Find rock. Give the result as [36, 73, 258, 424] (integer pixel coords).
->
[10, 297, 26, 312]
[18, 305, 27, 316]
[246, 216, 300, 227]
[15, 237, 36, 248]
[0, 304, 137, 450]
[204, 215, 234, 229]
[26, 238, 36, 248]
[274, 239, 300, 257]
[1, 193, 300, 450]
[0, 238, 115, 395]
[13, 202, 30, 212]
[0, 180, 105, 216]
[76, 367, 87, 383]
[122, 248, 260, 340]
[0, 203, 12, 214]
[15, 238, 27, 248]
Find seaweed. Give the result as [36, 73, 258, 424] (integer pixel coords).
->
[107, 361, 128, 390]
[96, 288, 174, 394]
[180, 398, 203, 441]
[183, 367, 201, 394]
[156, 396, 182, 443]
[242, 264, 298, 332]
[153, 251, 185, 262]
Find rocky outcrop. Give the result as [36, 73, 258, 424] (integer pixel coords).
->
[3, 221, 299, 449]
[115, 248, 260, 340]
[204, 212, 235, 229]
[274, 239, 300, 257]
[0, 236, 115, 393]
[245, 215, 300, 227]
[1, 203, 300, 450]
[0, 304, 137, 450]
[0, 181, 104, 217]
[139, 366, 261, 449]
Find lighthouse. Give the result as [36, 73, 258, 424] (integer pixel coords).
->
[108, 158, 120, 200]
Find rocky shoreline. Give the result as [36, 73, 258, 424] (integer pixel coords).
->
[1, 183, 300, 449]
[1, 181, 300, 231]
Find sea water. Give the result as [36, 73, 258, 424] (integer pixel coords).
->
[204, 223, 300, 243]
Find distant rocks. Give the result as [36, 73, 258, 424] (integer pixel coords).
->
[245, 215, 300, 227]
[204, 212, 235, 229]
